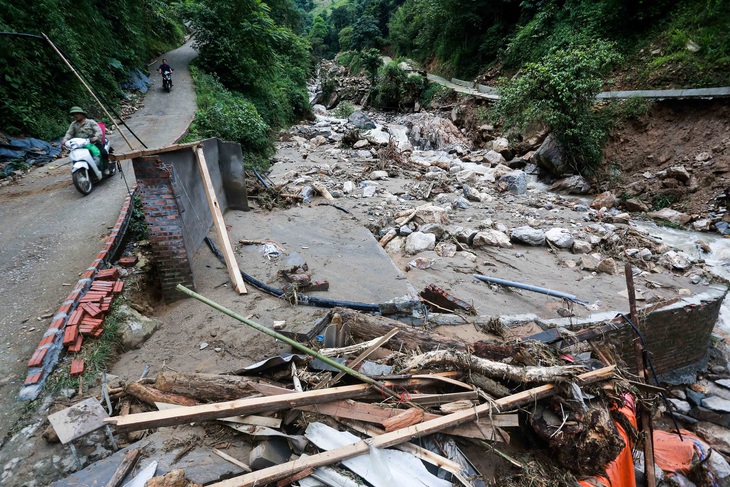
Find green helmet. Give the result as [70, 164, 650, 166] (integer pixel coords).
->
[69, 106, 86, 116]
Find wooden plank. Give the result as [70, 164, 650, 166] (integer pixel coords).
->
[194, 147, 247, 295]
[381, 408, 424, 432]
[105, 448, 141, 487]
[213, 449, 252, 473]
[105, 384, 374, 432]
[155, 402, 282, 429]
[109, 140, 202, 161]
[208, 366, 616, 487]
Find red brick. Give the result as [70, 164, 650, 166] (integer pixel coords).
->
[70, 359, 84, 376]
[113, 281, 125, 293]
[24, 372, 42, 385]
[96, 251, 108, 261]
[50, 317, 66, 329]
[63, 325, 78, 346]
[38, 335, 55, 348]
[28, 348, 47, 367]
[92, 328, 104, 338]
[68, 310, 84, 326]
[81, 270, 95, 279]
[57, 303, 72, 316]
[96, 268, 120, 281]
[81, 317, 103, 326]
[118, 256, 138, 268]
[68, 335, 83, 353]
[81, 303, 103, 318]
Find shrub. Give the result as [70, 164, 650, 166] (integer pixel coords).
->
[494, 41, 621, 175]
[371, 62, 426, 110]
[186, 67, 273, 169]
[333, 102, 355, 118]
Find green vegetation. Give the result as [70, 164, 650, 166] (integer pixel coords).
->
[129, 196, 150, 241]
[333, 101, 355, 118]
[371, 62, 426, 110]
[495, 42, 621, 175]
[184, 68, 273, 168]
[0, 0, 184, 139]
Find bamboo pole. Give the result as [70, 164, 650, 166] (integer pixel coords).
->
[42, 33, 134, 150]
[175, 284, 418, 407]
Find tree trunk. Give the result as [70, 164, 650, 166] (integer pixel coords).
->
[402, 350, 584, 384]
[126, 381, 198, 407]
[155, 372, 258, 402]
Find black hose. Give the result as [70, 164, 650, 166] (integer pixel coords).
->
[205, 237, 380, 312]
[251, 168, 270, 189]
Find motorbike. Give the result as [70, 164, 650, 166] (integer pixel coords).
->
[65, 137, 116, 195]
[162, 70, 172, 92]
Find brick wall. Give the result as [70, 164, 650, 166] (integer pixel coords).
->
[609, 288, 725, 379]
[133, 155, 195, 301]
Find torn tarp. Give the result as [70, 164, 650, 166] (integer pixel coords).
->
[0, 136, 61, 169]
[121, 68, 151, 93]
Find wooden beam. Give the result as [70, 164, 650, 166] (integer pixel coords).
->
[104, 384, 373, 432]
[105, 449, 140, 487]
[109, 140, 202, 161]
[213, 449, 252, 473]
[194, 147, 247, 294]
[207, 366, 615, 487]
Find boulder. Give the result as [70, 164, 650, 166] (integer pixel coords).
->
[491, 137, 511, 158]
[352, 139, 369, 149]
[591, 191, 616, 210]
[696, 422, 730, 455]
[462, 184, 482, 202]
[597, 258, 618, 275]
[580, 255, 600, 271]
[667, 398, 692, 415]
[572, 240, 592, 254]
[510, 226, 546, 246]
[648, 208, 691, 226]
[362, 127, 391, 146]
[405, 112, 471, 151]
[665, 165, 690, 183]
[405, 232, 436, 255]
[484, 150, 507, 166]
[413, 205, 450, 225]
[472, 230, 512, 249]
[348, 111, 376, 130]
[702, 396, 730, 414]
[419, 224, 447, 239]
[310, 135, 328, 148]
[342, 181, 355, 194]
[533, 134, 571, 177]
[384, 236, 405, 254]
[659, 250, 692, 271]
[118, 304, 161, 350]
[499, 170, 527, 195]
[545, 228, 574, 249]
[693, 219, 711, 231]
[549, 175, 592, 195]
[370, 170, 389, 180]
[325, 91, 340, 109]
[624, 198, 649, 213]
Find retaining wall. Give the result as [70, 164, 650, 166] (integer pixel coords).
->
[132, 138, 248, 301]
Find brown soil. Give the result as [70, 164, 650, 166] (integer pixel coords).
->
[600, 100, 730, 216]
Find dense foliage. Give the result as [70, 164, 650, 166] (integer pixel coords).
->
[0, 0, 184, 139]
[185, 67, 273, 168]
[182, 0, 311, 129]
[495, 42, 621, 174]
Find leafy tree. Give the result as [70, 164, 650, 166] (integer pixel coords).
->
[494, 41, 621, 174]
[309, 15, 331, 58]
[182, 0, 311, 127]
[371, 61, 425, 109]
[330, 5, 355, 30]
[361, 48, 382, 83]
[350, 15, 383, 50]
[338, 26, 354, 51]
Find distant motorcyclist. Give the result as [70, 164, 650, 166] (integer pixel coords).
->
[62, 106, 107, 170]
[158, 59, 173, 85]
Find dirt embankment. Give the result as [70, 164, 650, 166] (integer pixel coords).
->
[602, 99, 730, 216]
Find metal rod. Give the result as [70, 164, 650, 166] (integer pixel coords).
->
[42, 33, 134, 150]
[175, 284, 419, 408]
[473, 274, 590, 306]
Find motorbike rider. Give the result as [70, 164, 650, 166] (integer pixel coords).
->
[158, 58, 173, 86]
[62, 106, 108, 171]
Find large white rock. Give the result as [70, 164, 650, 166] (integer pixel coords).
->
[648, 208, 692, 225]
[472, 230, 512, 249]
[484, 150, 506, 166]
[405, 232, 436, 255]
[510, 226, 545, 246]
[499, 170, 527, 195]
[667, 398, 692, 415]
[696, 422, 730, 455]
[702, 396, 730, 414]
[118, 304, 161, 350]
[659, 250, 692, 271]
[545, 228, 575, 249]
[572, 240, 592, 254]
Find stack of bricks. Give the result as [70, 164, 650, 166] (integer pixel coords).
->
[61, 268, 124, 356]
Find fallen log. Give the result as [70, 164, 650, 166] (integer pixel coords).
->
[125, 382, 198, 407]
[105, 448, 141, 487]
[402, 350, 584, 384]
[106, 384, 375, 433]
[155, 372, 258, 402]
[208, 366, 616, 487]
[336, 308, 467, 352]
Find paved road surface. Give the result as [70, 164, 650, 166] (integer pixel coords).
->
[0, 40, 197, 444]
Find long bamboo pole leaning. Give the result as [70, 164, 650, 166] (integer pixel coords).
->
[42, 33, 134, 151]
[175, 284, 417, 407]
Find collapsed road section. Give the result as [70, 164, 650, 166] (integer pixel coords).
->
[15, 118, 730, 486]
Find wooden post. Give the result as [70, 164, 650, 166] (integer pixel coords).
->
[42, 33, 134, 151]
[625, 263, 656, 487]
[194, 147, 247, 294]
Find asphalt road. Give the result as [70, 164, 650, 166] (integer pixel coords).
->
[0, 40, 197, 443]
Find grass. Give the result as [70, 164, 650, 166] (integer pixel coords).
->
[46, 301, 124, 394]
[312, 0, 351, 17]
[332, 101, 355, 118]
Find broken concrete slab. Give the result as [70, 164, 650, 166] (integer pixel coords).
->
[48, 398, 108, 444]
